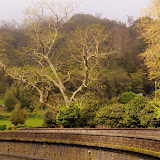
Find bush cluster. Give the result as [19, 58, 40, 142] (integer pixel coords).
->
[43, 95, 159, 128]
[43, 111, 57, 128]
[0, 125, 7, 130]
[17, 124, 26, 128]
[118, 91, 137, 104]
[56, 102, 81, 128]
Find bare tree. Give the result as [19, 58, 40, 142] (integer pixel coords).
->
[0, 1, 111, 112]
[67, 24, 110, 102]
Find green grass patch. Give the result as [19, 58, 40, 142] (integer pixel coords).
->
[0, 99, 4, 105]
[25, 118, 44, 127]
[0, 117, 44, 129]
[0, 119, 14, 128]
[0, 108, 47, 130]
[28, 111, 45, 118]
[0, 111, 11, 116]
[0, 109, 52, 130]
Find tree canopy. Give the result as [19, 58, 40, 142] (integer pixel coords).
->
[137, 0, 160, 80]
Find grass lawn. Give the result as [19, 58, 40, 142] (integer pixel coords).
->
[0, 111, 11, 116]
[25, 118, 44, 127]
[0, 99, 4, 105]
[0, 117, 44, 129]
[0, 108, 48, 130]
[0, 119, 14, 128]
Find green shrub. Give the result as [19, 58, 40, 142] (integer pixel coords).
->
[10, 107, 28, 126]
[0, 125, 7, 130]
[96, 103, 125, 128]
[80, 101, 101, 128]
[0, 115, 10, 119]
[8, 127, 12, 130]
[118, 91, 137, 104]
[4, 85, 37, 112]
[43, 111, 57, 128]
[152, 118, 160, 128]
[122, 96, 157, 128]
[17, 124, 26, 128]
[4, 86, 18, 112]
[56, 102, 81, 128]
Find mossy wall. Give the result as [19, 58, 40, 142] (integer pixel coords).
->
[0, 129, 159, 159]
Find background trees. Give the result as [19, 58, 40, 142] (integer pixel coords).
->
[0, 11, 152, 106]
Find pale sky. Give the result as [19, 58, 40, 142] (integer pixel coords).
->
[0, 0, 150, 23]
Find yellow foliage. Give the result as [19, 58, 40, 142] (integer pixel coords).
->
[138, 0, 160, 80]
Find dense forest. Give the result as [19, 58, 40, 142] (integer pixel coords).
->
[0, 14, 151, 99]
[0, 0, 160, 129]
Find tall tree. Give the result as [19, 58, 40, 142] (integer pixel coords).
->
[0, 1, 111, 111]
[137, 0, 160, 80]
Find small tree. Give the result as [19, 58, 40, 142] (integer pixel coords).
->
[137, 0, 160, 80]
[4, 86, 18, 112]
[56, 102, 80, 128]
[10, 104, 28, 126]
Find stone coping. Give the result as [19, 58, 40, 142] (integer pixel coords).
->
[1, 130, 160, 141]
[19, 128, 160, 131]
[18, 128, 160, 136]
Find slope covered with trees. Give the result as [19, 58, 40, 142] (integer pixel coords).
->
[0, 0, 159, 129]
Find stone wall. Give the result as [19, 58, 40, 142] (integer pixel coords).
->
[0, 140, 158, 160]
[0, 129, 160, 159]
[19, 128, 160, 137]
